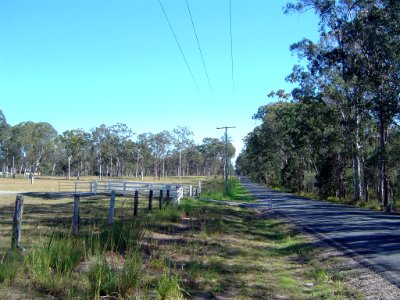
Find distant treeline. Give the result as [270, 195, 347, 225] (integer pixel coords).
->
[236, 0, 400, 211]
[0, 111, 235, 180]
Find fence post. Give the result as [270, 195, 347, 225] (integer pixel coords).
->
[11, 195, 24, 250]
[72, 194, 80, 237]
[189, 185, 193, 197]
[148, 189, 153, 211]
[166, 189, 170, 203]
[197, 181, 201, 195]
[94, 181, 98, 194]
[108, 190, 116, 225]
[159, 190, 163, 209]
[134, 190, 139, 217]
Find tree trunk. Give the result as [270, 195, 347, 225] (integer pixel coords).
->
[380, 120, 389, 210]
[179, 149, 182, 179]
[162, 158, 165, 180]
[135, 152, 140, 179]
[352, 115, 363, 202]
[68, 155, 72, 179]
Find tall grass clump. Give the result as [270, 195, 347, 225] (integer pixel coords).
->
[99, 221, 145, 254]
[25, 234, 83, 295]
[154, 205, 183, 223]
[87, 257, 116, 299]
[87, 250, 143, 299]
[155, 271, 183, 300]
[0, 251, 21, 285]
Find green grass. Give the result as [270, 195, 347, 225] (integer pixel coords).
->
[0, 251, 21, 285]
[155, 271, 183, 300]
[153, 204, 184, 223]
[0, 192, 363, 299]
[87, 250, 142, 299]
[201, 177, 254, 202]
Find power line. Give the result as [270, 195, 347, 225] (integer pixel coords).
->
[185, 0, 221, 124]
[157, 0, 204, 102]
[229, 0, 235, 99]
[185, 0, 215, 102]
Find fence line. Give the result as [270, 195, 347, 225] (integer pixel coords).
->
[58, 179, 201, 203]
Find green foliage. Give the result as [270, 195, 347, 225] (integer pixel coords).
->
[155, 272, 182, 300]
[238, 0, 400, 210]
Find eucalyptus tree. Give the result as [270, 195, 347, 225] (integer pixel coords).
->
[286, 0, 400, 207]
[285, 0, 376, 201]
[136, 133, 152, 179]
[120, 139, 137, 177]
[109, 123, 133, 177]
[60, 129, 89, 179]
[91, 124, 110, 180]
[172, 126, 193, 178]
[185, 144, 203, 176]
[198, 137, 224, 176]
[10, 122, 57, 182]
[352, 0, 400, 208]
[148, 131, 172, 179]
[0, 110, 10, 177]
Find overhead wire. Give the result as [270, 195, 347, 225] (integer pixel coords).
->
[185, 0, 222, 125]
[157, 0, 204, 102]
[229, 0, 235, 100]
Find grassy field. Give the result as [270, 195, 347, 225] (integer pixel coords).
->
[0, 177, 362, 299]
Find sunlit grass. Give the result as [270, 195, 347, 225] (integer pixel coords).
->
[201, 177, 254, 202]
[0, 186, 362, 299]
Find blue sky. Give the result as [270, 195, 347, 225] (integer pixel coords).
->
[0, 0, 319, 159]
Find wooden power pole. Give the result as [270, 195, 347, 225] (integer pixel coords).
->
[217, 126, 235, 195]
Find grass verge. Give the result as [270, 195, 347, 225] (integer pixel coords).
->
[0, 192, 363, 299]
[201, 177, 254, 202]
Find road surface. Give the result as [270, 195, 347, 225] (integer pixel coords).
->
[240, 176, 400, 287]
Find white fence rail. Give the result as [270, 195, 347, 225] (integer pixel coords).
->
[58, 180, 200, 203]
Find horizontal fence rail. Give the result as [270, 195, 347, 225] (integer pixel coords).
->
[58, 180, 201, 203]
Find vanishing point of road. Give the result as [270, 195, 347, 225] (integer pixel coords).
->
[240, 176, 400, 288]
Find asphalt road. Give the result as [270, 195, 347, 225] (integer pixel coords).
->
[239, 176, 400, 287]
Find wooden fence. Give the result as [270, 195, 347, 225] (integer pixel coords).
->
[11, 181, 194, 251]
[58, 180, 201, 203]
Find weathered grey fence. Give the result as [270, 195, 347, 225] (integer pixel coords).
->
[58, 180, 201, 203]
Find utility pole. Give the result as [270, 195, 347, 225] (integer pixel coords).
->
[217, 126, 235, 195]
